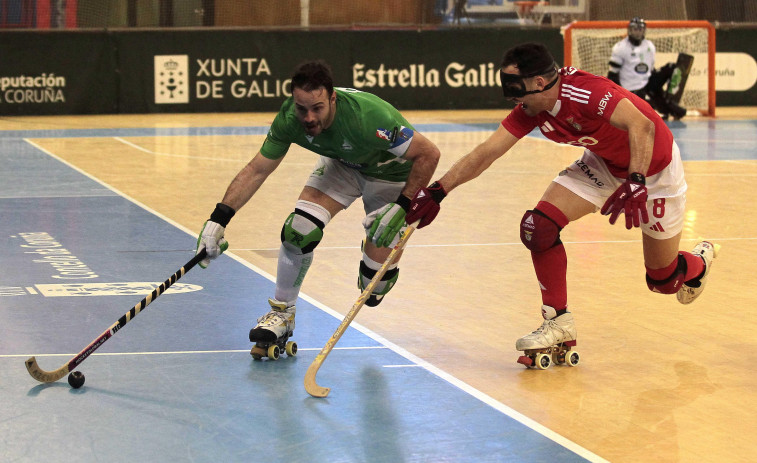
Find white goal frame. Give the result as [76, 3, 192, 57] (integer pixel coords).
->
[563, 20, 716, 116]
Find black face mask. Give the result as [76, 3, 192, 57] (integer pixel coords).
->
[500, 63, 559, 99]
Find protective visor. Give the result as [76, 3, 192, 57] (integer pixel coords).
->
[500, 63, 559, 99]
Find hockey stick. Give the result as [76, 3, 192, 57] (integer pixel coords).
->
[304, 223, 417, 398]
[25, 249, 207, 383]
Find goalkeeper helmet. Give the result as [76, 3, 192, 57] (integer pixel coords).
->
[628, 17, 646, 45]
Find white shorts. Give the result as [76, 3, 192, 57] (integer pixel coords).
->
[305, 156, 405, 214]
[553, 142, 688, 239]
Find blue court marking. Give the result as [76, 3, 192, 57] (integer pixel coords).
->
[0, 133, 604, 461]
[3, 118, 755, 162]
[522, 119, 757, 161]
[0, 122, 497, 140]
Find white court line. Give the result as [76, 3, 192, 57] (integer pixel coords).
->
[114, 136, 241, 162]
[25, 138, 609, 463]
[1, 345, 389, 359]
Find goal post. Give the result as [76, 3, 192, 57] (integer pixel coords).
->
[563, 20, 716, 116]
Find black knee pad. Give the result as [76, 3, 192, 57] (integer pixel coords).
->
[646, 254, 688, 294]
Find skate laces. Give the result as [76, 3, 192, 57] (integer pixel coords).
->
[256, 311, 291, 327]
[530, 318, 571, 338]
[530, 319, 557, 335]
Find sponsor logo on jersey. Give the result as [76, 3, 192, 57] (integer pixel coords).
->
[597, 91, 613, 116]
[566, 117, 582, 131]
[573, 160, 604, 187]
[341, 139, 353, 151]
[376, 128, 393, 141]
[390, 126, 412, 149]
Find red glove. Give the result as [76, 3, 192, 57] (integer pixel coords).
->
[600, 173, 649, 229]
[406, 181, 447, 228]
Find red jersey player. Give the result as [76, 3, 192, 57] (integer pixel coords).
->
[406, 42, 718, 369]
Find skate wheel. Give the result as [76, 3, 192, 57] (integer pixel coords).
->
[535, 353, 551, 370]
[566, 350, 580, 367]
[250, 346, 266, 360]
[517, 355, 534, 367]
[267, 344, 280, 360]
[285, 341, 298, 357]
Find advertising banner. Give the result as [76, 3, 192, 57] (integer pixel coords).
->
[2, 26, 757, 116]
[0, 31, 116, 115]
[115, 29, 564, 113]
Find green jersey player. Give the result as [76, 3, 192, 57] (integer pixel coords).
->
[196, 60, 440, 357]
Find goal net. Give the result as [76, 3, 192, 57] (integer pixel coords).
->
[562, 21, 716, 116]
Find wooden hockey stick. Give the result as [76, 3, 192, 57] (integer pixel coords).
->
[25, 249, 207, 383]
[304, 223, 417, 398]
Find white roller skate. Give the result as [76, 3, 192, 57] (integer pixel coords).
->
[516, 305, 579, 370]
[249, 298, 298, 360]
[677, 240, 720, 305]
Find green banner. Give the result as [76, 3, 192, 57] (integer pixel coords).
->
[0, 31, 116, 115]
[1, 26, 756, 115]
[115, 29, 564, 113]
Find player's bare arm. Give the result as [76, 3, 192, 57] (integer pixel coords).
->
[397, 131, 440, 199]
[221, 151, 285, 211]
[608, 98, 655, 176]
[438, 124, 519, 192]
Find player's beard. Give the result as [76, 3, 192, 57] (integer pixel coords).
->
[301, 103, 334, 137]
[303, 121, 321, 136]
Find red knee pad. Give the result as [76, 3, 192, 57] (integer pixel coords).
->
[646, 255, 687, 294]
[520, 209, 562, 252]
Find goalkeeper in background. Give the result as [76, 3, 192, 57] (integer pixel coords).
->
[608, 17, 687, 120]
[195, 60, 440, 352]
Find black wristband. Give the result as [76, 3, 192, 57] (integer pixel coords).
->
[628, 172, 646, 185]
[209, 203, 236, 227]
[395, 193, 411, 212]
[428, 181, 447, 203]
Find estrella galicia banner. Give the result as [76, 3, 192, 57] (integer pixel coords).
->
[114, 29, 564, 113]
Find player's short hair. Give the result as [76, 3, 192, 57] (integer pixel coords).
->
[501, 42, 557, 77]
[291, 60, 334, 96]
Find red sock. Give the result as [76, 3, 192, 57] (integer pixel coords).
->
[532, 201, 569, 310]
[646, 252, 705, 283]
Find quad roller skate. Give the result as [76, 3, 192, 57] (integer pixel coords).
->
[516, 305, 579, 370]
[517, 340, 580, 370]
[249, 298, 298, 361]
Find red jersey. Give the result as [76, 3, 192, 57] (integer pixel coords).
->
[502, 67, 674, 177]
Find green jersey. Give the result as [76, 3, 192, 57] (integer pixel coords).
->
[260, 88, 415, 182]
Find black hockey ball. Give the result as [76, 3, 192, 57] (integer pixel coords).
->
[68, 371, 85, 389]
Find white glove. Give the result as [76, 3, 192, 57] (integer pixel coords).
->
[363, 203, 407, 248]
[196, 220, 228, 268]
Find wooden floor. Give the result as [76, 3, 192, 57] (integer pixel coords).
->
[5, 108, 755, 462]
